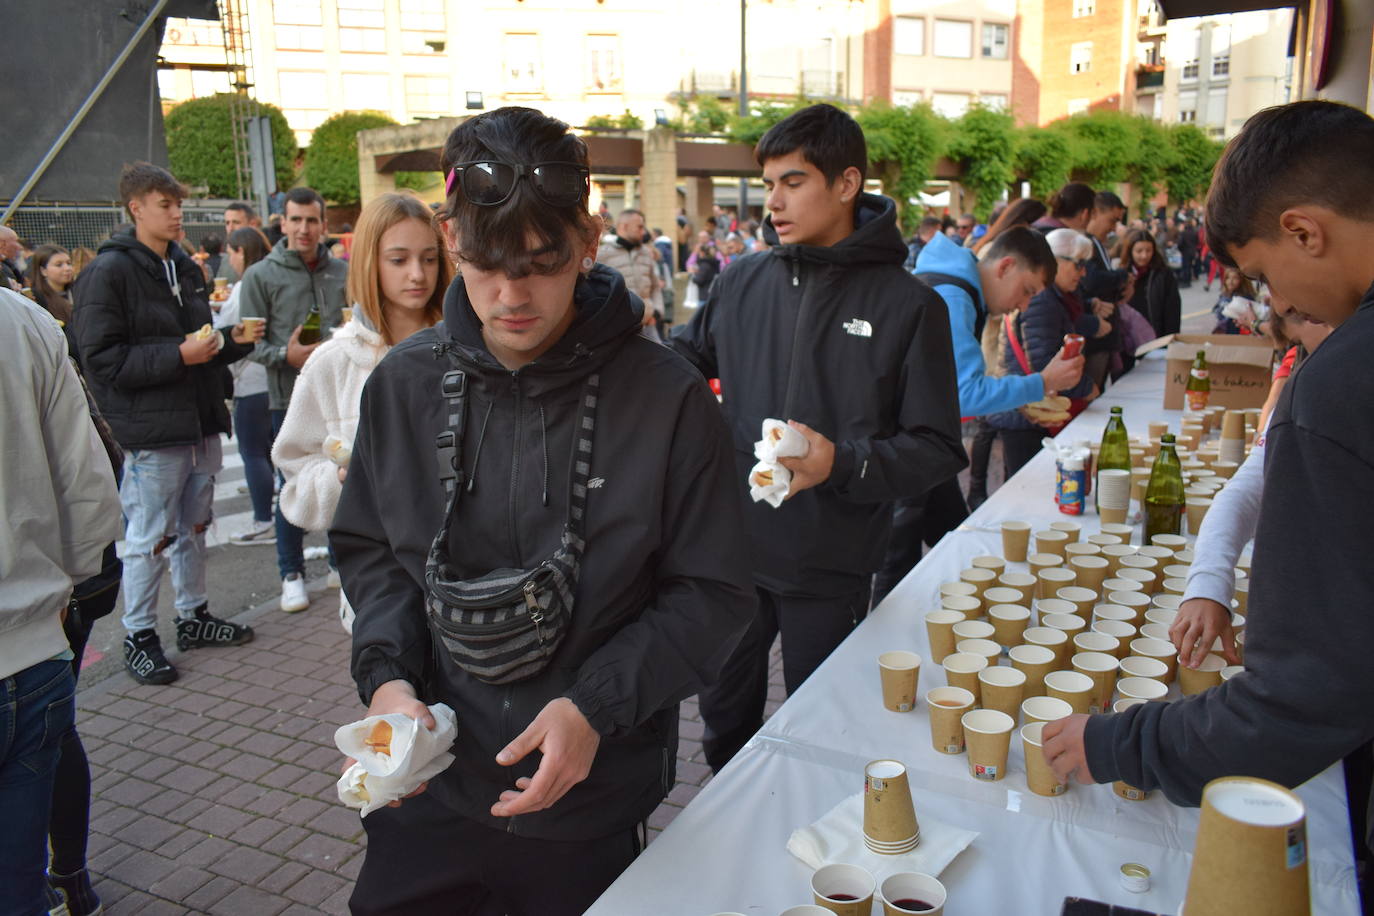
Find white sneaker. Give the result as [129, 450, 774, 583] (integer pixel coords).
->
[230, 520, 276, 546]
[280, 573, 310, 613]
[326, 568, 341, 589]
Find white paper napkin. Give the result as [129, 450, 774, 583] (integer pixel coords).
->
[749, 419, 809, 508]
[786, 792, 978, 877]
[334, 703, 458, 816]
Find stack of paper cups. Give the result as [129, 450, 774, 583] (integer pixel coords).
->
[863, 759, 921, 854]
[1219, 411, 1248, 464]
[1095, 468, 1132, 525]
[1183, 777, 1311, 916]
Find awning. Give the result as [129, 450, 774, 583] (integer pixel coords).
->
[1157, 0, 1294, 17]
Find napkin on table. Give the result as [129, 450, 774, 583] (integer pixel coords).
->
[786, 792, 978, 877]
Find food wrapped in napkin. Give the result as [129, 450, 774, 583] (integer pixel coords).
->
[323, 435, 352, 468]
[749, 419, 810, 508]
[334, 703, 458, 816]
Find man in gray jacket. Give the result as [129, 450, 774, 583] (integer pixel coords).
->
[0, 288, 122, 914]
[238, 187, 347, 614]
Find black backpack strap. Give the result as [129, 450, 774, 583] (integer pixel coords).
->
[436, 369, 467, 499]
[565, 373, 600, 541]
[916, 271, 987, 339]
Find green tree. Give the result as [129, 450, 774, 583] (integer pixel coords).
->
[682, 95, 731, 134]
[1124, 117, 1173, 204]
[1165, 124, 1223, 206]
[945, 105, 1016, 221]
[615, 110, 644, 130]
[1014, 124, 1077, 200]
[856, 101, 944, 231]
[1065, 110, 1136, 185]
[303, 111, 434, 205]
[726, 97, 818, 146]
[583, 114, 618, 130]
[165, 94, 296, 198]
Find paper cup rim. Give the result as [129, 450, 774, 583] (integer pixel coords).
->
[982, 587, 1024, 604]
[940, 581, 979, 595]
[955, 638, 1001, 658]
[1092, 620, 1136, 638]
[879, 650, 922, 670]
[1009, 643, 1055, 664]
[941, 596, 981, 612]
[1097, 468, 1132, 480]
[812, 862, 877, 898]
[1109, 591, 1151, 607]
[1000, 520, 1032, 531]
[961, 708, 1015, 734]
[879, 873, 947, 908]
[1072, 650, 1119, 672]
[1120, 656, 1169, 677]
[960, 567, 997, 581]
[1021, 721, 1047, 745]
[865, 758, 907, 780]
[1203, 776, 1306, 826]
[1057, 586, 1099, 601]
[1070, 555, 1109, 569]
[925, 686, 975, 708]
[925, 608, 965, 625]
[1180, 653, 1227, 672]
[1041, 612, 1086, 630]
[988, 604, 1031, 621]
[998, 572, 1037, 587]
[1131, 637, 1175, 657]
[1022, 696, 1074, 720]
[978, 665, 1026, 687]
[1073, 635, 1119, 655]
[1023, 626, 1068, 645]
[1044, 670, 1094, 692]
[1093, 604, 1135, 621]
[952, 621, 996, 639]
[1117, 676, 1169, 699]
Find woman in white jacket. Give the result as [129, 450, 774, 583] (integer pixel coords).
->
[272, 192, 452, 629]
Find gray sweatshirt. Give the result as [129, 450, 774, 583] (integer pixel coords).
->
[1085, 285, 1374, 845]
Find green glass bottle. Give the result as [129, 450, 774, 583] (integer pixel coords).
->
[1185, 349, 1210, 411]
[298, 303, 322, 345]
[1143, 434, 1185, 543]
[1096, 406, 1130, 513]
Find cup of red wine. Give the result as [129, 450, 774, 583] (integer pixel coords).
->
[810, 863, 875, 916]
[879, 871, 947, 915]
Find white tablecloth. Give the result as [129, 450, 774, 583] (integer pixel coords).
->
[589, 355, 1361, 916]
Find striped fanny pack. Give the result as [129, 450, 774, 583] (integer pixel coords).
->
[424, 364, 599, 685]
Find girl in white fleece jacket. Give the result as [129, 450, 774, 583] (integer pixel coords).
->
[272, 193, 452, 627]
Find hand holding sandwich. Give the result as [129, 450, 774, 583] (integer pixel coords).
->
[341, 679, 436, 807]
[778, 420, 834, 498]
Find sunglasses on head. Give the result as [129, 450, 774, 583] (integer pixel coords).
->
[445, 160, 590, 208]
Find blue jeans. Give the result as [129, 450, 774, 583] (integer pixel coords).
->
[0, 659, 76, 916]
[271, 409, 305, 579]
[234, 393, 275, 524]
[118, 437, 222, 632]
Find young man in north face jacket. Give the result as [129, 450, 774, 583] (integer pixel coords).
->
[74, 162, 263, 686]
[670, 104, 968, 773]
[331, 107, 755, 913]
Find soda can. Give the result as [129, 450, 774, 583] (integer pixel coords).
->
[1057, 457, 1086, 515]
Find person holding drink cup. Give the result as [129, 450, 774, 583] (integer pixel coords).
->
[1041, 103, 1374, 880]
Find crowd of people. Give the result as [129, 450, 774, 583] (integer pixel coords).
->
[3, 98, 1373, 915]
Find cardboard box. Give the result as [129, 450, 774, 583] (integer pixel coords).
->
[1135, 334, 1275, 410]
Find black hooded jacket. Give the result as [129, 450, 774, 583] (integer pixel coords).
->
[72, 232, 250, 450]
[330, 264, 755, 840]
[670, 194, 967, 596]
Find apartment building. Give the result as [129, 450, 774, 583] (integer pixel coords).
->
[1012, 0, 1140, 125]
[158, 0, 864, 147]
[863, 0, 1015, 115]
[1155, 9, 1292, 139]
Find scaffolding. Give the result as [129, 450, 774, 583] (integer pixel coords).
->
[220, 0, 257, 205]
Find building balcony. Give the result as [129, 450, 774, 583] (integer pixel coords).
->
[1136, 65, 1165, 90]
[1138, 13, 1166, 39]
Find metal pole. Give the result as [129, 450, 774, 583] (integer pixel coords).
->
[1, 0, 171, 223]
[738, 0, 748, 221]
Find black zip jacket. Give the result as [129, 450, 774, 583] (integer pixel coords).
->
[72, 232, 249, 450]
[1086, 282, 1374, 844]
[330, 265, 755, 840]
[670, 194, 967, 596]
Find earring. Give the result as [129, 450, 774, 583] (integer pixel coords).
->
[581, 256, 594, 271]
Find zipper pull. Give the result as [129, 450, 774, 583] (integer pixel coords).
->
[524, 581, 546, 642]
[792, 260, 800, 287]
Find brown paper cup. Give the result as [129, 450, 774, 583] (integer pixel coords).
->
[1221, 664, 1244, 682]
[1138, 545, 1175, 564]
[1070, 651, 1119, 713]
[1033, 529, 1070, 558]
[955, 638, 1002, 666]
[941, 652, 988, 701]
[1183, 777, 1310, 916]
[926, 686, 975, 754]
[1139, 622, 1172, 643]
[971, 554, 1007, 573]
[1091, 619, 1136, 656]
[1023, 626, 1070, 671]
[1116, 675, 1168, 702]
[864, 759, 920, 845]
[959, 567, 998, 601]
[988, 604, 1031, 647]
[812, 863, 876, 916]
[997, 572, 1037, 606]
[1009, 643, 1056, 698]
[939, 580, 978, 601]
[1151, 534, 1187, 552]
[1211, 460, 1240, 479]
[924, 609, 965, 664]
[1068, 556, 1110, 594]
[977, 665, 1026, 722]
[1107, 590, 1151, 624]
[1044, 670, 1095, 714]
[1220, 409, 1247, 439]
[1093, 603, 1135, 624]
[1056, 585, 1099, 619]
[1234, 579, 1250, 615]
[878, 651, 922, 712]
[1050, 520, 1082, 542]
[1162, 577, 1189, 596]
[940, 594, 982, 622]
[1087, 532, 1124, 548]
[879, 873, 947, 916]
[1021, 722, 1068, 797]
[1101, 544, 1138, 576]
[1040, 611, 1087, 642]
[1001, 520, 1032, 562]
[1064, 541, 1102, 559]
[1073, 631, 1120, 659]
[1021, 695, 1074, 725]
[961, 709, 1014, 781]
[1148, 421, 1169, 439]
[1101, 523, 1135, 540]
[1150, 592, 1185, 612]
[1119, 654, 1169, 682]
[1099, 505, 1128, 525]
[952, 619, 995, 643]
[981, 586, 1024, 612]
[1178, 653, 1226, 696]
[1118, 567, 1159, 595]
[1130, 637, 1178, 683]
[1036, 567, 1077, 600]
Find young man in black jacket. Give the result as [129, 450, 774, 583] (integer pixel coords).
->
[1044, 100, 1374, 862]
[671, 104, 967, 772]
[74, 162, 262, 686]
[331, 108, 754, 913]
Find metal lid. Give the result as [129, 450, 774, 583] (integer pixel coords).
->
[1120, 862, 1151, 893]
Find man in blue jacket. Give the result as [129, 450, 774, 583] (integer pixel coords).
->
[874, 226, 1083, 600]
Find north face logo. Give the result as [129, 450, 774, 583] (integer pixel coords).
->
[842, 318, 872, 338]
[588, 477, 605, 489]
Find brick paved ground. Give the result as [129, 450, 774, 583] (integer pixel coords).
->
[75, 580, 785, 915]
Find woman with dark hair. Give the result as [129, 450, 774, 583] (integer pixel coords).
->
[1117, 227, 1181, 337]
[215, 226, 279, 546]
[28, 244, 76, 327]
[1032, 182, 1096, 232]
[971, 197, 1048, 255]
[331, 107, 752, 913]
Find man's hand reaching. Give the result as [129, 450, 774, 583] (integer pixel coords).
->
[491, 698, 600, 817]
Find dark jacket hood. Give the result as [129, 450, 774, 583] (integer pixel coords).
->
[761, 192, 908, 268]
[440, 262, 643, 381]
[98, 231, 196, 279]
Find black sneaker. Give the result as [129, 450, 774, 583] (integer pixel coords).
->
[123, 630, 177, 686]
[48, 869, 100, 916]
[175, 604, 254, 650]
